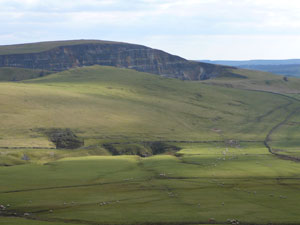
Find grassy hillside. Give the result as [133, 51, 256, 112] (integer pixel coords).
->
[204, 68, 300, 94]
[1, 65, 300, 224]
[267, 108, 300, 158]
[0, 65, 297, 150]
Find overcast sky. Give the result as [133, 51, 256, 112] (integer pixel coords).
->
[0, 0, 300, 60]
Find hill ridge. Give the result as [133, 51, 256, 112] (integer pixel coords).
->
[0, 39, 231, 80]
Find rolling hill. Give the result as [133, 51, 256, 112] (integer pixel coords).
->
[203, 67, 300, 95]
[1, 41, 300, 225]
[0, 49, 299, 160]
[0, 65, 299, 156]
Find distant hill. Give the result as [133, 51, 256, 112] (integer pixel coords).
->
[201, 59, 300, 66]
[0, 40, 234, 81]
[200, 59, 300, 77]
[238, 64, 300, 77]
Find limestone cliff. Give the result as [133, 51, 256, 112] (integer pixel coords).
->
[0, 40, 231, 80]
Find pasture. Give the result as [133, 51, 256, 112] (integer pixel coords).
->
[1, 142, 300, 225]
[1, 65, 300, 224]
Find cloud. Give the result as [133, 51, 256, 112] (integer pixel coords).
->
[138, 34, 300, 60]
[1, 0, 300, 32]
[0, 0, 299, 59]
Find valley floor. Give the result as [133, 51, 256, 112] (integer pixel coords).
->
[1, 142, 300, 225]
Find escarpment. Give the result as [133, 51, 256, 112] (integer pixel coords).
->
[0, 40, 230, 80]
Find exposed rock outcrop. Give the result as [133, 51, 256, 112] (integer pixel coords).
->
[0, 40, 231, 80]
[102, 141, 181, 157]
[44, 128, 84, 149]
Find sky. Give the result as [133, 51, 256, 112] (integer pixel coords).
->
[0, 0, 300, 60]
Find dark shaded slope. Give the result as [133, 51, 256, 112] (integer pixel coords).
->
[0, 40, 231, 80]
[0, 67, 52, 81]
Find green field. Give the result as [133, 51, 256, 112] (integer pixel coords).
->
[1, 65, 300, 224]
[1, 143, 300, 225]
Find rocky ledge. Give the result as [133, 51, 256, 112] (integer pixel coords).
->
[0, 40, 232, 80]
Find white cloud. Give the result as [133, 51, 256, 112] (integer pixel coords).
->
[0, 0, 299, 59]
[139, 34, 300, 60]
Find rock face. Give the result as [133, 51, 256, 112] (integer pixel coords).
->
[102, 142, 181, 157]
[45, 128, 84, 149]
[0, 41, 230, 80]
